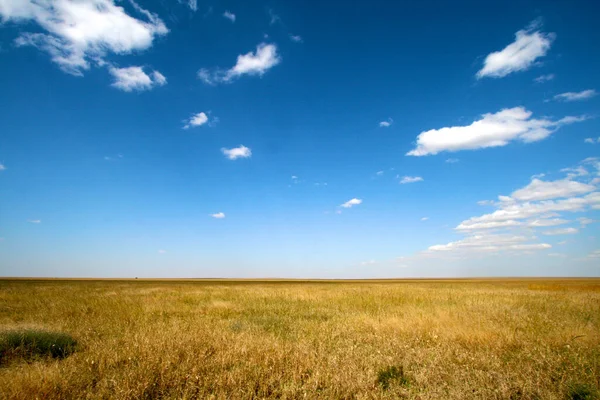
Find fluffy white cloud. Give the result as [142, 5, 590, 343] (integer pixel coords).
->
[221, 145, 251, 160]
[584, 137, 600, 144]
[476, 22, 554, 79]
[3, 0, 168, 76]
[553, 89, 597, 102]
[379, 118, 393, 127]
[223, 11, 235, 22]
[340, 198, 362, 208]
[210, 212, 225, 219]
[511, 178, 595, 202]
[542, 227, 578, 235]
[400, 176, 423, 184]
[406, 107, 587, 156]
[182, 112, 217, 129]
[109, 66, 166, 92]
[534, 74, 555, 83]
[198, 43, 281, 85]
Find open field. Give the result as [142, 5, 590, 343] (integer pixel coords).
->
[1, 279, 599, 399]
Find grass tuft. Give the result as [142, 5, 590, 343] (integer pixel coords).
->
[376, 365, 409, 390]
[567, 383, 599, 400]
[0, 329, 77, 364]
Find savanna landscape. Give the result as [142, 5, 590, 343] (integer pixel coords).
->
[1, 279, 599, 399]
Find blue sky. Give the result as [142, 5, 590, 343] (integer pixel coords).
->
[0, 0, 599, 278]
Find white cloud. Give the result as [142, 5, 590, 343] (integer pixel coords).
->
[400, 176, 423, 184]
[426, 161, 600, 256]
[406, 107, 587, 156]
[183, 112, 218, 129]
[340, 198, 362, 208]
[376, 170, 384, 176]
[586, 249, 600, 259]
[223, 11, 235, 22]
[456, 219, 522, 231]
[27, 219, 41, 223]
[534, 74, 555, 83]
[584, 137, 600, 144]
[198, 43, 281, 85]
[221, 145, 251, 160]
[421, 217, 429, 221]
[210, 212, 225, 219]
[187, 0, 197, 11]
[0, 163, 5, 171]
[268, 8, 280, 25]
[3, 0, 168, 76]
[476, 22, 554, 79]
[527, 218, 569, 227]
[446, 158, 459, 163]
[578, 217, 594, 226]
[428, 233, 551, 253]
[379, 118, 393, 127]
[290, 35, 303, 43]
[511, 178, 595, 202]
[109, 66, 166, 92]
[542, 227, 579, 236]
[553, 89, 597, 102]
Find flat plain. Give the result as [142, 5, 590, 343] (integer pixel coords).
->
[0, 278, 599, 399]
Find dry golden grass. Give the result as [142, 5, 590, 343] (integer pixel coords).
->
[0, 279, 599, 399]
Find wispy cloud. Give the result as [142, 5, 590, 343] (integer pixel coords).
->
[0, 163, 5, 171]
[421, 217, 429, 221]
[445, 158, 459, 164]
[109, 66, 166, 92]
[340, 198, 362, 208]
[400, 176, 423, 184]
[534, 73, 555, 83]
[198, 43, 281, 85]
[5, 0, 168, 76]
[584, 137, 600, 144]
[290, 35, 303, 43]
[379, 118, 393, 128]
[542, 227, 579, 236]
[553, 89, 597, 102]
[426, 159, 600, 256]
[407, 107, 587, 156]
[210, 212, 225, 219]
[268, 8, 280, 25]
[27, 219, 41, 224]
[477, 21, 554, 79]
[221, 145, 251, 160]
[223, 11, 235, 22]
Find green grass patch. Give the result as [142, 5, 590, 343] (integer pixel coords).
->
[377, 365, 410, 390]
[0, 329, 77, 364]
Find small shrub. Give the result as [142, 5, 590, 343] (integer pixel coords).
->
[0, 329, 77, 364]
[377, 365, 409, 390]
[567, 383, 598, 400]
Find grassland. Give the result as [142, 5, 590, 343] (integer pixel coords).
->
[0, 278, 599, 399]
